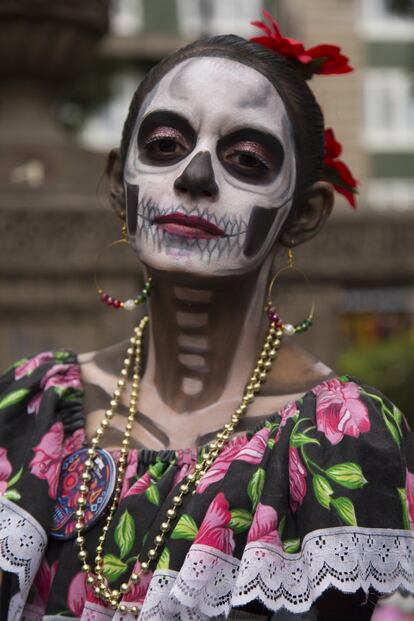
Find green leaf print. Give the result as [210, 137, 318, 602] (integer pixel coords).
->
[62, 389, 83, 402]
[325, 463, 367, 490]
[145, 484, 160, 506]
[313, 475, 334, 510]
[54, 351, 71, 362]
[115, 509, 135, 559]
[171, 514, 198, 541]
[7, 467, 23, 490]
[290, 433, 319, 449]
[278, 514, 286, 538]
[383, 414, 401, 448]
[393, 405, 403, 429]
[0, 388, 30, 410]
[229, 509, 253, 534]
[283, 539, 301, 554]
[102, 554, 127, 582]
[331, 497, 357, 526]
[248, 467, 266, 511]
[148, 460, 166, 481]
[4, 489, 21, 501]
[398, 488, 411, 530]
[156, 547, 170, 570]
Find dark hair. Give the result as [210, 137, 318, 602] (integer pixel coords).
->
[120, 34, 325, 217]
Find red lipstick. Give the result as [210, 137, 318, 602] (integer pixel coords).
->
[153, 213, 225, 239]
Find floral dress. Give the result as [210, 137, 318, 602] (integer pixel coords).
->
[0, 351, 414, 621]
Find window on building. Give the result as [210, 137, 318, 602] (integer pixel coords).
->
[110, 0, 144, 36]
[363, 69, 414, 150]
[367, 179, 414, 210]
[176, 0, 263, 38]
[386, 0, 414, 17]
[360, 0, 414, 39]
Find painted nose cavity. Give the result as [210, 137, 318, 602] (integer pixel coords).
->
[174, 151, 219, 199]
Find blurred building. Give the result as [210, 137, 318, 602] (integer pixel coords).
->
[0, 0, 413, 410]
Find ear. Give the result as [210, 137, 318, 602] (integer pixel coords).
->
[279, 181, 334, 248]
[106, 148, 126, 221]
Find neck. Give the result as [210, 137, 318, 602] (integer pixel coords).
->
[143, 259, 273, 413]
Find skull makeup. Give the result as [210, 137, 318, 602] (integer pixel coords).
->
[124, 56, 297, 277]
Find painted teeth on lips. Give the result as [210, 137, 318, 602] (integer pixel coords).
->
[153, 213, 226, 239]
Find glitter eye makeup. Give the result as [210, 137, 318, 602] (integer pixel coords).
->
[138, 110, 196, 166]
[144, 126, 186, 145]
[217, 129, 285, 184]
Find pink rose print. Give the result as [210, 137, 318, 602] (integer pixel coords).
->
[0, 448, 12, 495]
[275, 401, 299, 443]
[25, 362, 82, 416]
[406, 469, 414, 530]
[236, 427, 271, 465]
[30, 424, 85, 499]
[14, 352, 54, 380]
[122, 561, 153, 604]
[289, 446, 307, 513]
[41, 364, 82, 393]
[313, 378, 370, 446]
[196, 436, 246, 494]
[29, 422, 64, 499]
[124, 471, 152, 498]
[63, 428, 85, 456]
[173, 449, 198, 487]
[27, 392, 43, 416]
[32, 559, 58, 609]
[67, 571, 88, 616]
[194, 492, 235, 555]
[247, 503, 282, 547]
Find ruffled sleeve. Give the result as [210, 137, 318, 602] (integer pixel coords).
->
[138, 376, 414, 620]
[0, 351, 84, 620]
[232, 376, 414, 615]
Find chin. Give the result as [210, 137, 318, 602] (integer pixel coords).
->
[134, 235, 260, 280]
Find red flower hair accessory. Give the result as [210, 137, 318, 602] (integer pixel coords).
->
[322, 128, 359, 208]
[250, 11, 353, 79]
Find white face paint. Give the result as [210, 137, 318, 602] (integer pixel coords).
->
[124, 56, 296, 277]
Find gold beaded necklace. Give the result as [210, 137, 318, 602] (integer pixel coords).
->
[75, 314, 283, 614]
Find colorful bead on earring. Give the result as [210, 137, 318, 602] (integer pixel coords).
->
[266, 249, 315, 335]
[94, 224, 152, 310]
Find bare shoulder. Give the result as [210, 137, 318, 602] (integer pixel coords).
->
[77, 340, 130, 385]
[264, 339, 335, 396]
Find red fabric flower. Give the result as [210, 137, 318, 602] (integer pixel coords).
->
[251, 11, 352, 78]
[323, 128, 359, 208]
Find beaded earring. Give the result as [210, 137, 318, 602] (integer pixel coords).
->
[94, 224, 152, 310]
[266, 248, 315, 335]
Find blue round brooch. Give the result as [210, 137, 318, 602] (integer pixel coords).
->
[51, 448, 116, 540]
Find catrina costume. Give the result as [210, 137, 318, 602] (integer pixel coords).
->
[0, 348, 414, 620]
[1, 11, 412, 621]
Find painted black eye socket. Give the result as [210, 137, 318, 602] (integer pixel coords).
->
[137, 110, 196, 166]
[144, 137, 188, 161]
[225, 151, 269, 176]
[218, 129, 285, 184]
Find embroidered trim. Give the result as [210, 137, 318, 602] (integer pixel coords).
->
[0, 497, 47, 621]
[140, 527, 414, 619]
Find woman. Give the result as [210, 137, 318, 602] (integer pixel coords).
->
[0, 14, 413, 621]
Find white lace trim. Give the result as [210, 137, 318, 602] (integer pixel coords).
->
[0, 496, 47, 621]
[139, 526, 414, 619]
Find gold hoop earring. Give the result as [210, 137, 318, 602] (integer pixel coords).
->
[94, 224, 152, 311]
[266, 248, 315, 335]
